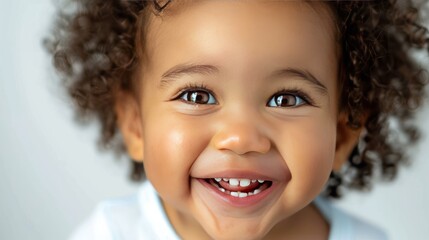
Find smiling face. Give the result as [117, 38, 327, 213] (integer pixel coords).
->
[117, 1, 357, 239]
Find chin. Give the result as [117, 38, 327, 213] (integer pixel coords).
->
[200, 216, 275, 240]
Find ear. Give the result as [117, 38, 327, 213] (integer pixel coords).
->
[115, 90, 144, 162]
[333, 112, 365, 171]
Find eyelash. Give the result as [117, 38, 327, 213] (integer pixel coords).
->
[172, 83, 217, 104]
[172, 84, 315, 107]
[268, 88, 315, 107]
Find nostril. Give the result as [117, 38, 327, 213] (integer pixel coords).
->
[212, 130, 271, 155]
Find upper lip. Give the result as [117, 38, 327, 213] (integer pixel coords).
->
[190, 149, 290, 183]
[192, 170, 284, 182]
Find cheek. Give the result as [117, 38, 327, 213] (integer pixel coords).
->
[280, 117, 336, 199]
[142, 113, 211, 202]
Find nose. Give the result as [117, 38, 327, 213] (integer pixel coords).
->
[211, 119, 271, 155]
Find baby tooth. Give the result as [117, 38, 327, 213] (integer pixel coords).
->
[223, 178, 229, 182]
[251, 180, 257, 183]
[219, 188, 226, 192]
[238, 192, 248, 198]
[254, 189, 261, 195]
[258, 180, 265, 183]
[230, 192, 239, 197]
[214, 178, 222, 182]
[239, 179, 251, 187]
[229, 178, 239, 186]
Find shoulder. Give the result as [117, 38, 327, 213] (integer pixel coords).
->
[69, 181, 179, 240]
[314, 197, 389, 240]
[69, 194, 141, 240]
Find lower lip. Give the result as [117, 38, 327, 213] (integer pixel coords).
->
[196, 178, 277, 208]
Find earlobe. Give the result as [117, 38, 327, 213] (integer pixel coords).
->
[115, 90, 144, 162]
[333, 112, 365, 172]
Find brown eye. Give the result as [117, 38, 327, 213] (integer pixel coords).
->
[180, 90, 216, 104]
[267, 93, 305, 107]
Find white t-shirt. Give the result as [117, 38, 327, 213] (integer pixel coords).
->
[70, 181, 388, 240]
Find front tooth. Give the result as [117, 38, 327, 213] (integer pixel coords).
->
[214, 178, 222, 182]
[239, 179, 251, 187]
[229, 178, 239, 186]
[258, 180, 265, 183]
[238, 192, 248, 198]
[230, 192, 239, 197]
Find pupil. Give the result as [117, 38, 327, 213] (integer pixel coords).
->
[190, 91, 208, 103]
[277, 95, 295, 107]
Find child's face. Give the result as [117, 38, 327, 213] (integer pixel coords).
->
[121, 1, 351, 239]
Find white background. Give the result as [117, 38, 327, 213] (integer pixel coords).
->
[1, 1, 428, 239]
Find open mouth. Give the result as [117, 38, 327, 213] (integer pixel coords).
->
[204, 178, 273, 198]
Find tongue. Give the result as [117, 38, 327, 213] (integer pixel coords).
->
[218, 180, 261, 193]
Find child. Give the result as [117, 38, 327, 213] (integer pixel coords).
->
[46, 0, 429, 239]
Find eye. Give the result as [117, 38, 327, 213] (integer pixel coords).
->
[179, 90, 217, 105]
[267, 93, 307, 107]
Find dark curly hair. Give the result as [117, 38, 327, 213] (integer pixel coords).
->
[45, 0, 429, 198]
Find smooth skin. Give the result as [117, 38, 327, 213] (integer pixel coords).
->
[116, 1, 362, 239]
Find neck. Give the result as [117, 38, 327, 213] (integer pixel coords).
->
[265, 203, 330, 240]
[163, 202, 212, 240]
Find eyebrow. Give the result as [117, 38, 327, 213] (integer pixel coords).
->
[160, 63, 219, 88]
[159, 63, 328, 95]
[268, 68, 328, 95]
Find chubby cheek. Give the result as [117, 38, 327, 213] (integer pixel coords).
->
[279, 116, 336, 205]
[142, 113, 210, 206]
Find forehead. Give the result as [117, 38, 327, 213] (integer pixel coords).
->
[141, 0, 339, 87]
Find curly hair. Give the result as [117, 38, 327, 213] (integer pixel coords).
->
[45, 0, 429, 198]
